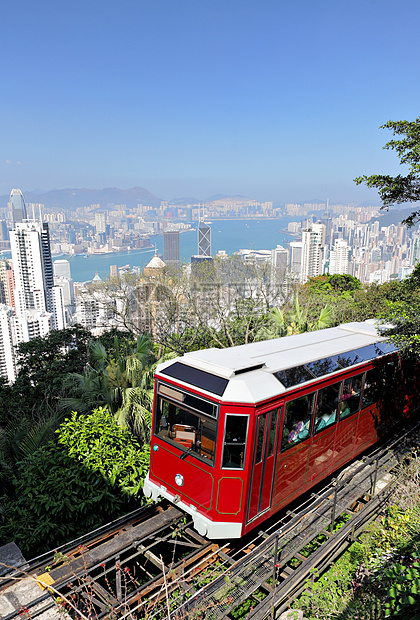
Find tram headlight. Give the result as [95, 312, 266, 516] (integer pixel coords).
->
[175, 473, 184, 487]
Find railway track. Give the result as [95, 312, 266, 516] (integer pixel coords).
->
[1, 422, 418, 620]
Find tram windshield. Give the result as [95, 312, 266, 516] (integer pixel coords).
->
[154, 383, 217, 464]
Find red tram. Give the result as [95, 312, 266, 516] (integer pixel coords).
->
[143, 320, 405, 539]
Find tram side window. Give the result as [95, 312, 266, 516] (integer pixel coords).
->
[340, 374, 363, 420]
[362, 368, 381, 408]
[314, 382, 341, 433]
[281, 393, 315, 451]
[154, 396, 217, 463]
[222, 415, 248, 469]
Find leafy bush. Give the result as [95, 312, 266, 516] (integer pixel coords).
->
[57, 407, 150, 496]
[0, 407, 150, 558]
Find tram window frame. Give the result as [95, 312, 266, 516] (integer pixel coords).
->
[255, 413, 267, 463]
[280, 392, 315, 452]
[154, 382, 219, 465]
[221, 414, 249, 470]
[313, 381, 341, 434]
[267, 408, 278, 457]
[362, 367, 381, 408]
[340, 373, 364, 420]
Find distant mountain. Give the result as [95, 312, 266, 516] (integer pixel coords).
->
[205, 194, 249, 203]
[370, 206, 416, 227]
[169, 196, 202, 205]
[168, 194, 254, 205]
[0, 187, 162, 211]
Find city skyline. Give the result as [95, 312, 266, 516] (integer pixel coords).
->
[2, 1, 420, 204]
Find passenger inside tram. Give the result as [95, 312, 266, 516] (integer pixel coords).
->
[314, 382, 340, 432]
[282, 393, 315, 450]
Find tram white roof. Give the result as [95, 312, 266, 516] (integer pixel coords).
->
[156, 320, 390, 405]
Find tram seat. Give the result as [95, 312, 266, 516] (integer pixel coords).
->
[173, 424, 196, 445]
[175, 429, 196, 441]
[174, 424, 195, 433]
[174, 438, 194, 448]
[200, 436, 215, 458]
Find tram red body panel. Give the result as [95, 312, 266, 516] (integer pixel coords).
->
[274, 442, 309, 507]
[151, 443, 215, 509]
[144, 321, 413, 539]
[332, 413, 358, 469]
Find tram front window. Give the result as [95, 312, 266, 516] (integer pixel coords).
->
[222, 414, 248, 469]
[154, 395, 217, 463]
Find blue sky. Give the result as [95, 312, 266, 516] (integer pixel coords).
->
[2, 0, 420, 204]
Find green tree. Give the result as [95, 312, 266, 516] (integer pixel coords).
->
[306, 273, 363, 294]
[354, 116, 420, 226]
[378, 263, 420, 358]
[0, 326, 93, 425]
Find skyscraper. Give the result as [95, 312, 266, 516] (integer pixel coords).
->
[0, 191, 66, 382]
[164, 231, 180, 263]
[95, 212, 106, 235]
[328, 238, 350, 275]
[8, 189, 27, 227]
[290, 241, 303, 275]
[0, 259, 15, 308]
[271, 245, 289, 270]
[0, 306, 18, 382]
[300, 224, 326, 283]
[10, 220, 65, 330]
[320, 199, 333, 246]
[53, 259, 72, 279]
[198, 222, 211, 256]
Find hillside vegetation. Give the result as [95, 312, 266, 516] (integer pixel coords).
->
[0, 267, 419, 564]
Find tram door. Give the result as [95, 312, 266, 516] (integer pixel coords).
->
[247, 408, 279, 522]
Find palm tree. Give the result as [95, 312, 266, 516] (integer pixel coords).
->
[255, 298, 333, 341]
[0, 416, 58, 499]
[60, 333, 166, 443]
[114, 352, 175, 443]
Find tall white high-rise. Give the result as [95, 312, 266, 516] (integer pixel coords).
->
[12, 221, 65, 338]
[10, 221, 56, 316]
[95, 212, 106, 234]
[289, 241, 303, 275]
[0, 192, 67, 382]
[0, 305, 18, 382]
[300, 224, 325, 283]
[329, 238, 350, 275]
[271, 245, 289, 270]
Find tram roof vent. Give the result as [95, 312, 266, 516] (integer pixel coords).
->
[233, 363, 266, 376]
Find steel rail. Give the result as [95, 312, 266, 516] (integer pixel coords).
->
[172, 422, 419, 620]
[1, 423, 418, 620]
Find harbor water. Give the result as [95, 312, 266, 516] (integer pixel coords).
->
[55, 218, 297, 283]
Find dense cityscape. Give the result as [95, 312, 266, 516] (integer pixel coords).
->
[0, 187, 418, 384]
